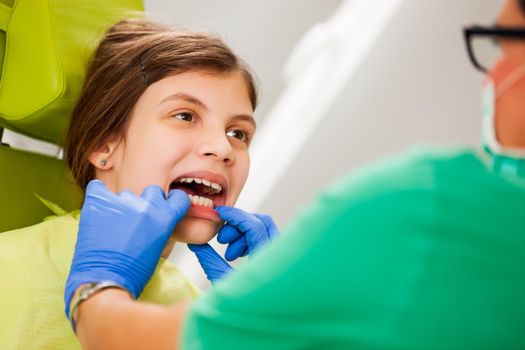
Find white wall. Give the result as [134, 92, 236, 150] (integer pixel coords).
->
[254, 0, 501, 228]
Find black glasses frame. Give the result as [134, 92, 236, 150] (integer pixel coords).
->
[464, 25, 525, 73]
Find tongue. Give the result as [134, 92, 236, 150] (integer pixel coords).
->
[171, 184, 196, 196]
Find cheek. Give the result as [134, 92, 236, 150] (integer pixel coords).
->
[496, 81, 525, 122]
[116, 149, 167, 194]
[116, 128, 194, 193]
[490, 59, 525, 122]
[489, 58, 518, 84]
[229, 152, 250, 203]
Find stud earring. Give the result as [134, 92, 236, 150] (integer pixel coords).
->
[100, 160, 107, 166]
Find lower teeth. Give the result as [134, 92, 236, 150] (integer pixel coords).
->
[188, 194, 213, 208]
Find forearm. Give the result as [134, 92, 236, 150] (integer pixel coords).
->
[74, 288, 189, 350]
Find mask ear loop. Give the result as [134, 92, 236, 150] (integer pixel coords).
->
[494, 63, 525, 98]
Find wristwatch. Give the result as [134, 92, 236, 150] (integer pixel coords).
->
[68, 281, 127, 332]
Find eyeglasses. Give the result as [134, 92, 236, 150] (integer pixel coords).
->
[463, 25, 525, 73]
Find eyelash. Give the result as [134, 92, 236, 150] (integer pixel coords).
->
[227, 129, 251, 144]
[173, 111, 195, 123]
[171, 111, 252, 144]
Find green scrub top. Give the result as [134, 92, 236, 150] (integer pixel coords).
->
[181, 147, 525, 350]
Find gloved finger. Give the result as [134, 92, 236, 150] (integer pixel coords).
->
[240, 246, 249, 257]
[117, 189, 140, 206]
[167, 189, 191, 218]
[217, 224, 242, 244]
[215, 206, 263, 233]
[254, 213, 280, 240]
[216, 206, 268, 251]
[85, 179, 117, 204]
[187, 243, 232, 282]
[141, 185, 167, 203]
[85, 179, 109, 192]
[116, 189, 152, 214]
[225, 236, 248, 261]
[188, 243, 222, 258]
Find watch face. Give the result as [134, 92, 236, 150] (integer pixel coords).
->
[79, 283, 98, 299]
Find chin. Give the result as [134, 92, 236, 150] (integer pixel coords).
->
[171, 216, 222, 244]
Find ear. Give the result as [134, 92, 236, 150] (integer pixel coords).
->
[88, 140, 119, 170]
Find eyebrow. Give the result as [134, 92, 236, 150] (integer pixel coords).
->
[160, 92, 256, 130]
[160, 92, 209, 111]
[233, 114, 257, 131]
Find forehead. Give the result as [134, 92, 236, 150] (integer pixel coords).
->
[497, 0, 525, 26]
[143, 70, 253, 110]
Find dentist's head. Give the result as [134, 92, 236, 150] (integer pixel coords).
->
[65, 19, 258, 244]
[465, 0, 525, 154]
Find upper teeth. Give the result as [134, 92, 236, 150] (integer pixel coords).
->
[177, 177, 222, 193]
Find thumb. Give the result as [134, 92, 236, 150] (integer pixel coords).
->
[85, 179, 114, 200]
[167, 189, 191, 219]
[141, 185, 166, 206]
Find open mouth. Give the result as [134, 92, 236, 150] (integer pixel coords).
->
[169, 175, 227, 210]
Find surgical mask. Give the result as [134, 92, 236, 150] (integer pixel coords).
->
[481, 63, 525, 176]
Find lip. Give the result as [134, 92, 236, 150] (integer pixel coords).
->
[168, 170, 229, 221]
[186, 205, 221, 222]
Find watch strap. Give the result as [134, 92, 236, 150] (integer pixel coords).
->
[68, 281, 127, 332]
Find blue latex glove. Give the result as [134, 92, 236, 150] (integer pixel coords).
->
[64, 180, 190, 317]
[188, 207, 279, 282]
[187, 243, 233, 282]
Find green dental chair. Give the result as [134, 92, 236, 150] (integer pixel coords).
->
[0, 0, 143, 233]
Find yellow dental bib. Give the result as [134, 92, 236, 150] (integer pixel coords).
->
[0, 201, 199, 349]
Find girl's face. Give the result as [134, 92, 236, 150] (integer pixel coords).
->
[93, 70, 255, 243]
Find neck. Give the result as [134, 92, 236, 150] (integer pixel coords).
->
[161, 238, 176, 259]
[497, 127, 525, 148]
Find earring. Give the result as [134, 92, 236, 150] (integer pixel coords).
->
[100, 160, 107, 167]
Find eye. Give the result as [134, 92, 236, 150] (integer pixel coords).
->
[226, 129, 250, 143]
[173, 112, 194, 122]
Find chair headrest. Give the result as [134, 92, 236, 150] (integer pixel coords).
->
[0, 0, 143, 145]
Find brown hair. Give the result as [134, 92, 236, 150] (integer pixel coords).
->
[65, 18, 258, 190]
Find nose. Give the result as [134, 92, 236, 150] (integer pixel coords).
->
[197, 129, 234, 164]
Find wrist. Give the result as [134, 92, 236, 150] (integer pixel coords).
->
[66, 252, 159, 305]
[69, 281, 131, 332]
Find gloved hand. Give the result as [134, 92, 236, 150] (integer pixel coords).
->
[187, 243, 233, 282]
[64, 180, 190, 317]
[189, 207, 279, 282]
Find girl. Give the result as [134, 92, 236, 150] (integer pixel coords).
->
[0, 18, 276, 349]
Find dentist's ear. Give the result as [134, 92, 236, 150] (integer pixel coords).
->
[88, 140, 119, 170]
